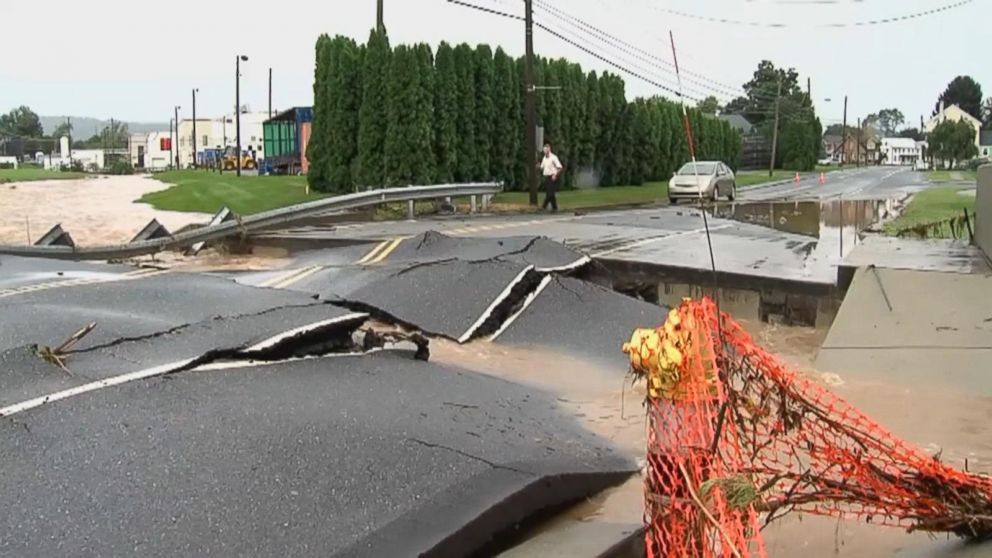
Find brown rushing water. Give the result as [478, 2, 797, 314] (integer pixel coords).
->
[432, 319, 992, 557]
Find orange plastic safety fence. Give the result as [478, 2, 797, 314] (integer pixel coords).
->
[623, 298, 992, 557]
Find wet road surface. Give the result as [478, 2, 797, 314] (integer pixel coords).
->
[3, 179, 991, 556]
[738, 166, 927, 202]
[0, 234, 652, 556]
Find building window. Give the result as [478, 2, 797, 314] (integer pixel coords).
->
[202, 135, 208, 145]
[250, 136, 256, 142]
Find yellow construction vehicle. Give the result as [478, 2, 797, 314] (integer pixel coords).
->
[221, 146, 257, 171]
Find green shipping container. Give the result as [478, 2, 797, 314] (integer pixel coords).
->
[263, 121, 297, 158]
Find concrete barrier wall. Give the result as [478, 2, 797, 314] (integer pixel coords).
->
[978, 165, 992, 260]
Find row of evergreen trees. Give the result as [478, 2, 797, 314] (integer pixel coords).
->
[307, 30, 741, 194]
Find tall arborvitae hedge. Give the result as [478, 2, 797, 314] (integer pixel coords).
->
[473, 45, 495, 181]
[433, 42, 459, 183]
[453, 43, 477, 182]
[355, 29, 391, 188]
[491, 47, 520, 187]
[326, 37, 362, 193]
[307, 34, 332, 190]
[310, 30, 747, 192]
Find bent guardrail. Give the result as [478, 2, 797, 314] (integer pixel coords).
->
[0, 182, 502, 261]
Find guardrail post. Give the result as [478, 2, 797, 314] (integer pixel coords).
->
[470, 195, 477, 214]
[407, 200, 415, 220]
[481, 195, 490, 212]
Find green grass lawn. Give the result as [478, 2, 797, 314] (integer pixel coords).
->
[494, 182, 669, 210]
[140, 170, 325, 215]
[0, 168, 87, 182]
[736, 170, 796, 187]
[883, 186, 975, 237]
[928, 170, 978, 183]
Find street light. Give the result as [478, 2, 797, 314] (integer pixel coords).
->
[236, 54, 249, 177]
[192, 88, 199, 169]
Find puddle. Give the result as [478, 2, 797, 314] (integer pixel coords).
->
[713, 198, 899, 241]
[599, 199, 906, 330]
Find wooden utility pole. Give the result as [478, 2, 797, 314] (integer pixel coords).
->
[807, 77, 811, 98]
[856, 117, 862, 168]
[768, 79, 783, 178]
[376, 0, 384, 32]
[841, 95, 848, 166]
[524, 0, 538, 205]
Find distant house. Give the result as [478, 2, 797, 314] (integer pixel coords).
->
[880, 137, 921, 166]
[822, 134, 843, 163]
[719, 114, 768, 170]
[718, 114, 755, 136]
[831, 134, 879, 166]
[980, 130, 992, 159]
[925, 103, 983, 152]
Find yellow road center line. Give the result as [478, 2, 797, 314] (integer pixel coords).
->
[260, 267, 312, 288]
[356, 240, 391, 265]
[271, 266, 323, 289]
[0, 268, 171, 299]
[367, 237, 405, 265]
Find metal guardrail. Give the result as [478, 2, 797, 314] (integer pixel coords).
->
[0, 182, 503, 260]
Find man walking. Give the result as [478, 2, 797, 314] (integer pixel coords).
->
[540, 142, 563, 212]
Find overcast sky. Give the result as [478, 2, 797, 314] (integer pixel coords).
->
[0, 0, 986, 128]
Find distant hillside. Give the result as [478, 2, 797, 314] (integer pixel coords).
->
[40, 116, 169, 137]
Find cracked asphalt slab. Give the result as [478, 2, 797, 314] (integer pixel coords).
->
[495, 276, 666, 369]
[0, 352, 633, 557]
[0, 234, 646, 555]
[0, 272, 320, 354]
[387, 231, 588, 270]
[340, 258, 535, 341]
[29, 303, 357, 380]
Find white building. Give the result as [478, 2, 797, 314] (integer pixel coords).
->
[176, 111, 269, 168]
[880, 137, 921, 166]
[42, 136, 105, 170]
[128, 131, 173, 170]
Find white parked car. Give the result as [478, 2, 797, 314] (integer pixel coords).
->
[668, 161, 737, 203]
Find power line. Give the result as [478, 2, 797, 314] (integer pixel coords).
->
[529, 10, 712, 100]
[533, 0, 746, 100]
[445, 0, 698, 100]
[539, 0, 797, 106]
[626, 0, 973, 28]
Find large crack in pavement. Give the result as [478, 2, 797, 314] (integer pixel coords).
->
[1, 313, 429, 418]
[66, 302, 334, 355]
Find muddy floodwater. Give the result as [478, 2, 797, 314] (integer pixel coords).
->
[434, 316, 992, 557]
[0, 175, 208, 245]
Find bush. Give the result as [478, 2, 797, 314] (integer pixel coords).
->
[107, 160, 134, 175]
[0, 162, 15, 170]
[63, 160, 85, 172]
[961, 158, 990, 171]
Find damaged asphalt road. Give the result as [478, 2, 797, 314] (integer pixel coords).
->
[0, 231, 660, 556]
[0, 353, 633, 557]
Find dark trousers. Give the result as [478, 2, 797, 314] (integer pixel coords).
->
[542, 175, 558, 211]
